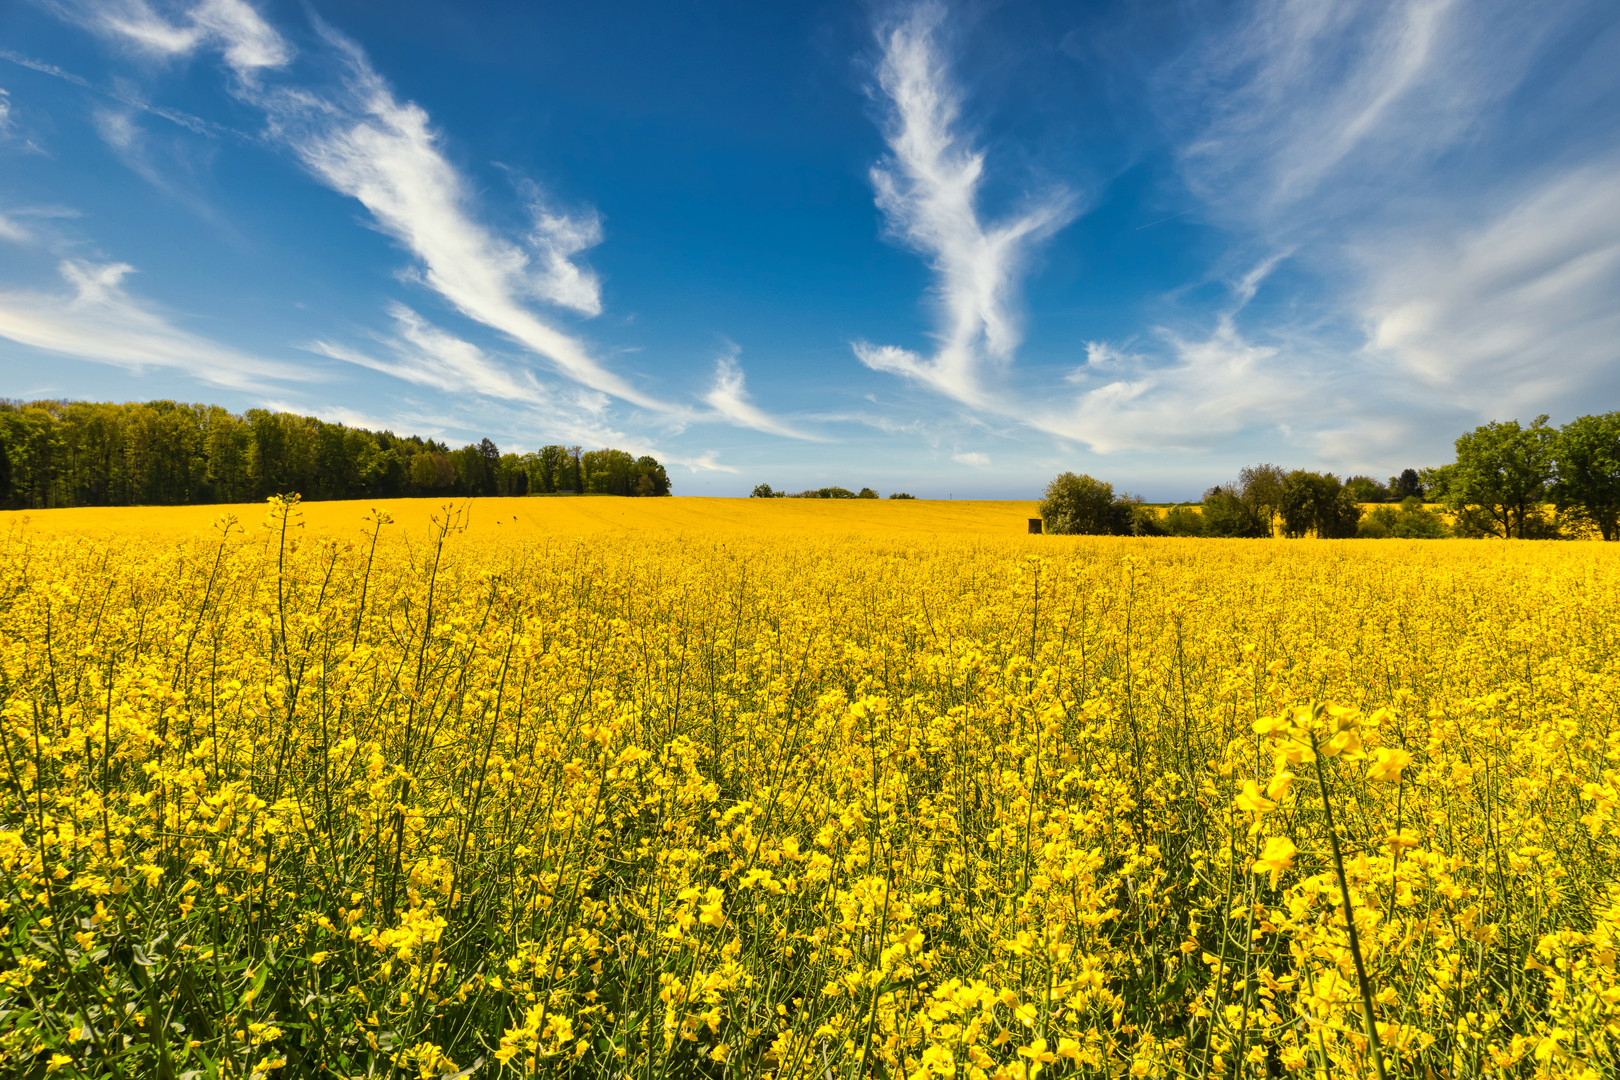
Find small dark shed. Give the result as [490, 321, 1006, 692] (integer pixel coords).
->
[1028, 518, 1043, 534]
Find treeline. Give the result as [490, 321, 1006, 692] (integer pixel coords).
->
[1041, 411, 1620, 541]
[750, 484, 915, 499]
[0, 399, 671, 509]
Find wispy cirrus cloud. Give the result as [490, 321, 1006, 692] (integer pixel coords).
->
[1166, 0, 1472, 230]
[29, 0, 846, 446]
[1042, 0, 1620, 462]
[43, 0, 293, 79]
[1359, 161, 1620, 412]
[1044, 317, 1307, 454]
[0, 214, 28, 244]
[668, 450, 739, 474]
[90, 106, 231, 224]
[853, 2, 1079, 408]
[2, 46, 236, 137]
[43, 1, 672, 416]
[307, 302, 553, 406]
[255, 25, 660, 410]
[0, 259, 306, 390]
[853, 3, 1312, 457]
[703, 345, 823, 441]
[304, 305, 661, 449]
[1139, 0, 1620, 437]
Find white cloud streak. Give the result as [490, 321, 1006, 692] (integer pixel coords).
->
[50, 1, 674, 416]
[37, 0, 846, 444]
[1041, 318, 1307, 453]
[47, 0, 292, 79]
[0, 214, 28, 244]
[854, 2, 1078, 407]
[1041, 0, 1620, 464]
[668, 450, 739, 474]
[255, 27, 658, 408]
[1360, 162, 1620, 412]
[0, 259, 306, 390]
[703, 346, 823, 440]
[2, 47, 233, 137]
[1170, 0, 1474, 228]
[306, 303, 554, 406]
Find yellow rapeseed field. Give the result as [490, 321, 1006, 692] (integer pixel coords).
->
[2, 497, 1617, 1080]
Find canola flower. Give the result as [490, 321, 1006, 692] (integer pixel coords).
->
[1, 496, 1617, 1079]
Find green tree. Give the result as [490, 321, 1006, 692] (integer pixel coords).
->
[564, 446, 584, 493]
[1356, 497, 1450, 539]
[0, 429, 12, 507]
[582, 448, 637, 495]
[203, 406, 253, 503]
[887, 492, 915, 500]
[531, 445, 573, 493]
[1388, 468, 1424, 501]
[450, 445, 483, 495]
[631, 455, 671, 496]
[1201, 486, 1267, 538]
[857, 487, 879, 499]
[1278, 472, 1360, 538]
[410, 450, 456, 493]
[1039, 473, 1132, 535]
[750, 483, 777, 498]
[1237, 464, 1287, 534]
[1343, 475, 1390, 503]
[496, 452, 528, 496]
[789, 486, 858, 499]
[1444, 416, 1557, 539]
[1126, 500, 1167, 537]
[1551, 412, 1620, 541]
[477, 438, 501, 494]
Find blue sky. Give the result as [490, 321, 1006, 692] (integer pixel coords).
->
[1, 0, 1617, 499]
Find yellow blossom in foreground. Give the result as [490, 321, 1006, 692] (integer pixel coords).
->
[1367, 746, 1415, 782]
[1253, 836, 1299, 889]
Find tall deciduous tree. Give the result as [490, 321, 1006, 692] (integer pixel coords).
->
[1237, 464, 1287, 534]
[1201, 485, 1267, 538]
[1388, 468, 1424, 501]
[1551, 412, 1620, 541]
[1278, 472, 1361, 538]
[1444, 416, 1557, 539]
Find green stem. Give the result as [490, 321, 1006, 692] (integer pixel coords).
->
[1309, 715, 1390, 1080]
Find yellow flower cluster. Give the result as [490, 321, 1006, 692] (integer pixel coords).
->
[1, 497, 1616, 1079]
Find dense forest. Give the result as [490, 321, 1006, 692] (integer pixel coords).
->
[0, 399, 670, 509]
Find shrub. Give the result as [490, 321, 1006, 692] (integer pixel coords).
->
[787, 487, 858, 499]
[1039, 472, 1133, 535]
[1357, 498, 1452, 539]
[1389, 498, 1451, 539]
[1356, 506, 1400, 539]
[1128, 503, 1168, 537]
[1162, 504, 1208, 537]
